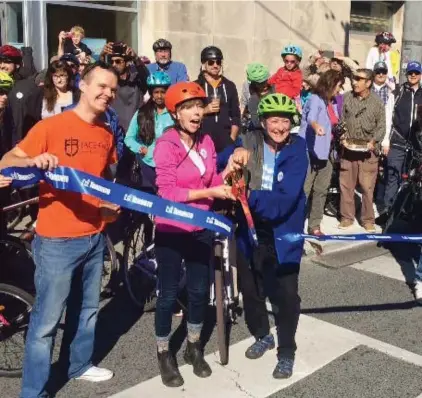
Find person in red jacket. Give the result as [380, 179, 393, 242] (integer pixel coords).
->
[268, 45, 303, 101]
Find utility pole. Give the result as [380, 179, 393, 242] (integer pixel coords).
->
[400, 1, 422, 83]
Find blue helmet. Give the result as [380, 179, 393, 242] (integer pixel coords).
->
[281, 45, 303, 60]
[147, 71, 171, 87]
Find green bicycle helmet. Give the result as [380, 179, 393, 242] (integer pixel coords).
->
[0, 71, 14, 91]
[246, 63, 270, 83]
[258, 93, 300, 126]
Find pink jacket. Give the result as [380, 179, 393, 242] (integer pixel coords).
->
[153, 127, 223, 233]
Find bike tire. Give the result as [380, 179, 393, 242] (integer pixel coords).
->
[0, 283, 34, 378]
[123, 220, 157, 311]
[214, 264, 229, 365]
[383, 184, 412, 233]
[324, 193, 340, 218]
[101, 233, 118, 299]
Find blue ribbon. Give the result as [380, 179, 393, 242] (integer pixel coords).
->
[1, 166, 233, 237]
[279, 233, 422, 244]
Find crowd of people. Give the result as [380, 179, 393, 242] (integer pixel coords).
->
[0, 27, 421, 397]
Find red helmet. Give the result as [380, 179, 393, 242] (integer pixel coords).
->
[0, 45, 22, 64]
[165, 82, 206, 113]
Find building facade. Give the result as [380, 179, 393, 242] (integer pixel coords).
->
[0, 0, 405, 89]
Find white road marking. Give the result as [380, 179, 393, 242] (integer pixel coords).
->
[109, 314, 422, 398]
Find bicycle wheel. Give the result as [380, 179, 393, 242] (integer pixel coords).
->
[123, 219, 157, 311]
[383, 184, 412, 233]
[6, 190, 23, 232]
[214, 242, 229, 365]
[0, 283, 34, 378]
[101, 233, 118, 299]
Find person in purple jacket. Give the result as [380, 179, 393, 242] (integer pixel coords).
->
[299, 70, 344, 235]
[153, 82, 237, 388]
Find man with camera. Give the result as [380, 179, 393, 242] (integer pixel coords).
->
[100, 41, 149, 132]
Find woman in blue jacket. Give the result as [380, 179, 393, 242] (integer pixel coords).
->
[299, 70, 344, 235]
[125, 71, 173, 192]
[230, 93, 308, 379]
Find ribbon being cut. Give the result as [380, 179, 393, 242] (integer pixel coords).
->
[1, 166, 233, 237]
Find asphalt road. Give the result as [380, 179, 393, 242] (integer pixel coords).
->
[1, 244, 422, 398]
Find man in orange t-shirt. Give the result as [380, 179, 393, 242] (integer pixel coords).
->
[0, 62, 119, 397]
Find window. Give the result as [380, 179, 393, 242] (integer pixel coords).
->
[350, 1, 393, 33]
[46, 3, 138, 59]
[4, 1, 23, 46]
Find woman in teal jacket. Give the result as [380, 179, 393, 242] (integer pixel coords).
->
[228, 93, 308, 380]
[125, 71, 173, 191]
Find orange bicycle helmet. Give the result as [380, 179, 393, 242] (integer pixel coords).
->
[165, 82, 206, 113]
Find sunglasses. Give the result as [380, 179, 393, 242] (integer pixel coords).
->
[352, 75, 369, 82]
[375, 70, 388, 75]
[206, 59, 222, 66]
[111, 59, 125, 65]
[407, 71, 421, 76]
[284, 60, 297, 65]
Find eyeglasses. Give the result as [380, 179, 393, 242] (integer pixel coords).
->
[375, 70, 388, 75]
[352, 75, 369, 82]
[53, 74, 68, 79]
[111, 59, 124, 65]
[206, 59, 222, 66]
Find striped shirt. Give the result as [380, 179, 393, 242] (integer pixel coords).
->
[341, 91, 386, 143]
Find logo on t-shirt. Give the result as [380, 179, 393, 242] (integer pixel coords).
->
[65, 138, 79, 157]
[277, 171, 284, 182]
[200, 148, 207, 159]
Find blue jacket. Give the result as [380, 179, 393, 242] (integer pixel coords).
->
[222, 131, 308, 271]
[147, 61, 188, 85]
[64, 103, 124, 160]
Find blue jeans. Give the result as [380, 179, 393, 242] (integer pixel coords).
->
[154, 230, 212, 338]
[21, 233, 105, 398]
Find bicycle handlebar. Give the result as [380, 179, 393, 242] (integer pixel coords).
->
[1, 197, 39, 213]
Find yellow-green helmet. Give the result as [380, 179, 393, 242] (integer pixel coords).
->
[0, 71, 14, 91]
[246, 63, 270, 83]
[258, 93, 300, 126]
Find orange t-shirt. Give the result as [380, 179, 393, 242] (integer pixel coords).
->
[18, 111, 117, 238]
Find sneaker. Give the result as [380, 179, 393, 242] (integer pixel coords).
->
[74, 366, 114, 382]
[245, 334, 275, 359]
[414, 282, 422, 305]
[272, 357, 294, 379]
[338, 220, 354, 229]
[363, 223, 376, 233]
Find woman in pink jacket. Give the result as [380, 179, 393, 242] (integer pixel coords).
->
[153, 82, 236, 388]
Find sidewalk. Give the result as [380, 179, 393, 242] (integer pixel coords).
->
[303, 201, 383, 260]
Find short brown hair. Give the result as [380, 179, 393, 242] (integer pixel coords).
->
[314, 70, 345, 101]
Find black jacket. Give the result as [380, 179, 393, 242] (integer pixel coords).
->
[113, 60, 149, 132]
[391, 83, 422, 146]
[63, 40, 92, 56]
[195, 74, 241, 153]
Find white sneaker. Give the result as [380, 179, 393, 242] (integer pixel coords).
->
[414, 282, 422, 305]
[75, 366, 114, 382]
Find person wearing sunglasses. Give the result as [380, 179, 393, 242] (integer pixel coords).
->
[147, 39, 188, 85]
[195, 46, 241, 155]
[338, 68, 385, 232]
[377, 61, 422, 228]
[268, 45, 303, 102]
[370, 61, 395, 158]
[101, 41, 149, 133]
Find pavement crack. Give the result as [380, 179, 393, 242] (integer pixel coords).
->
[232, 378, 257, 398]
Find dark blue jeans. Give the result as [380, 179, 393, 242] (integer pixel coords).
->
[384, 146, 407, 210]
[21, 233, 105, 398]
[154, 230, 212, 338]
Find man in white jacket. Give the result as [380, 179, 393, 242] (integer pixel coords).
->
[371, 61, 395, 156]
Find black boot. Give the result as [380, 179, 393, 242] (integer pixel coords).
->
[183, 341, 212, 378]
[157, 350, 184, 387]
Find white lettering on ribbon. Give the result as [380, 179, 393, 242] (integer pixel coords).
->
[45, 171, 69, 183]
[123, 194, 153, 208]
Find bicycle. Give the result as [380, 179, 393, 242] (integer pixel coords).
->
[123, 216, 237, 365]
[0, 283, 34, 378]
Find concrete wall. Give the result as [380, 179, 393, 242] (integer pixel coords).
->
[140, 0, 351, 89]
